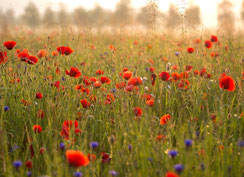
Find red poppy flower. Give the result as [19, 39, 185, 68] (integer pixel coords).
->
[65, 150, 89, 167]
[116, 81, 126, 89]
[18, 51, 29, 61]
[87, 154, 96, 162]
[93, 81, 101, 88]
[66, 67, 81, 78]
[57, 46, 66, 54]
[80, 87, 90, 95]
[180, 72, 189, 79]
[27, 56, 38, 65]
[122, 68, 128, 72]
[101, 76, 111, 84]
[63, 120, 79, 128]
[159, 71, 170, 81]
[206, 73, 211, 78]
[95, 69, 104, 75]
[165, 171, 179, 177]
[128, 77, 142, 86]
[146, 99, 154, 107]
[80, 99, 90, 108]
[200, 68, 206, 77]
[187, 47, 194, 54]
[90, 77, 98, 83]
[142, 93, 153, 101]
[171, 65, 178, 70]
[3, 41, 16, 50]
[36, 92, 43, 99]
[52, 51, 59, 57]
[178, 79, 190, 89]
[25, 160, 32, 168]
[37, 109, 45, 119]
[133, 107, 142, 117]
[171, 72, 181, 81]
[151, 73, 156, 86]
[0, 51, 8, 64]
[60, 126, 70, 140]
[51, 81, 61, 90]
[75, 128, 82, 135]
[101, 152, 110, 163]
[150, 67, 154, 73]
[219, 75, 235, 92]
[211, 35, 218, 43]
[123, 71, 133, 80]
[40, 147, 46, 154]
[64, 46, 74, 55]
[205, 40, 212, 49]
[193, 39, 201, 44]
[33, 125, 42, 133]
[109, 45, 115, 50]
[185, 65, 193, 72]
[37, 49, 47, 58]
[194, 70, 199, 75]
[160, 114, 171, 125]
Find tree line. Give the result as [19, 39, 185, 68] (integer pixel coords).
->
[0, 0, 243, 33]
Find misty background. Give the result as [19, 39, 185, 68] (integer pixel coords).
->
[0, 0, 244, 33]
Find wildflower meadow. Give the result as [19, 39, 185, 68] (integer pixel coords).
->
[0, 30, 243, 177]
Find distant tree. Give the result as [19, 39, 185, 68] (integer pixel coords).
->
[165, 4, 181, 30]
[43, 7, 56, 27]
[185, 5, 201, 28]
[241, 1, 244, 26]
[73, 7, 91, 27]
[217, 0, 235, 33]
[0, 9, 15, 27]
[137, 4, 165, 29]
[112, 0, 133, 26]
[137, 6, 148, 27]
[57, 3, 71, 26]
[90, 4, 109, 27]
[21, 2, 40, 27]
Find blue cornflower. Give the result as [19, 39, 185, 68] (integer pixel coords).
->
[168, 150, 178, 158]
[196, 131, 200, 137]
[238, 140, 244, 147]
[4, 106, 9, 112]
[90, 141, 99, 149]
[128, 144, 132, 151]
[175, 52, 180, 56]
[146, 67, 149, 71]
[109, 170, 119, 176]
[184, 139, 193, 147]
[148, 157, 152, 162]
[174, 164, 184, 174]
[62, 77, 65, 81]
[10, 145, 19, 152]
[111, 88, 117, 93]
[27, 171, 32, 177]
[59, 143, 65, 150]
[13, 160, 22, 168]
[73, 172, 82, 177]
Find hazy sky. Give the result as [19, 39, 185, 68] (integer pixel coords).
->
[1, 0, 243, 27]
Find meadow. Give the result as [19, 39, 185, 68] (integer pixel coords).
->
[0, 29, 243, 177]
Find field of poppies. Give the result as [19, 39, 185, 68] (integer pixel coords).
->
[0, 31, 243, 177]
